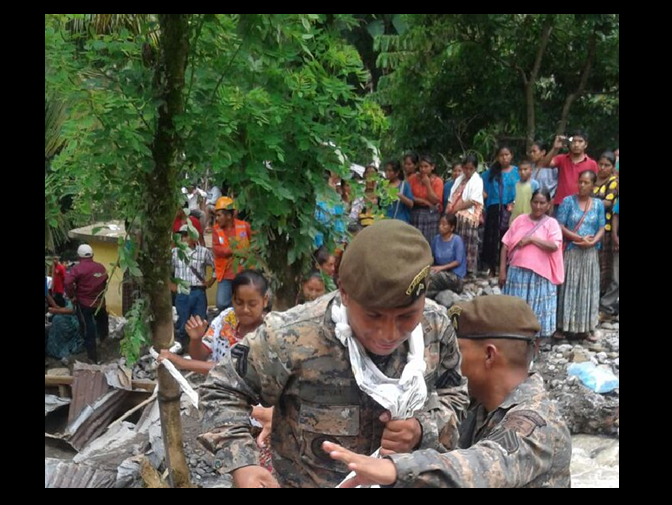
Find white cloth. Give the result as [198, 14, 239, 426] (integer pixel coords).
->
[449, 173, 484, 216]
[332, 302, 427, 488]
[151, 344, 199, 408]
[206, 186, 222, 205]
[331, 303, 427, 421]
[183, 187, 207, 211]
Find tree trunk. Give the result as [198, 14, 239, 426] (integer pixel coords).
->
[269, 240, 303, 311]
[524, 20, 553, 150]
[140, 13, 191, 489]
[557, 32, 596, 135]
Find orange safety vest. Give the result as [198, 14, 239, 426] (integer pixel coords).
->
[213, 220, 251, 281]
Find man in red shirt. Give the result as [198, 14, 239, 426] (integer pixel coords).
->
[541, 129, 598, 211]
[51, 256, 66, 301]
[65, 244, 109, 363]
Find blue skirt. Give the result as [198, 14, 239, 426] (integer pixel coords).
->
[504, 266, 557, 337]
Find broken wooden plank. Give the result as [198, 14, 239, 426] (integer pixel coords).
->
[45, 375, 74, 387]
[140, 457, 169, 488]
[46, 375, 156, 393]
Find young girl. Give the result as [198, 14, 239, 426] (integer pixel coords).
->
[594, 151, 619, 293]
[159, 270, 274, 470]
[482, 145, 519, 273]
[299, 270, 327, 304]
[383, 160, 414, 223]
[409, 155, 444, 243]
[428, 213, 466, 297]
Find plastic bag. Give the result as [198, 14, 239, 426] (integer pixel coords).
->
[567, 362, 619, 394]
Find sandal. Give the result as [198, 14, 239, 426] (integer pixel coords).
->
[583, 333, 599, 343]
[552, 331, 566, 341]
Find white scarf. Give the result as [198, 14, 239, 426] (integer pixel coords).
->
[331, 301, 428, 488]
[331, 302, 427, 420]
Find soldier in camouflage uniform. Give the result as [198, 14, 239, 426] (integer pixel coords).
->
[199, 220, 469, 488]
[324, 295, 572, 488]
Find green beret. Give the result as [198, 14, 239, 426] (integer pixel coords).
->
[448, 296, 540, 341]
[339, 220, 433, 309]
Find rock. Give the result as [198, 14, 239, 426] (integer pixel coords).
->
[571, 349, 591, 363]
[594, 443, 620, 467]
[556, 344, 574, 357]
[605, 337, 619, 353]
[435, 290, 460, 309]
[592, 330, 605, 342]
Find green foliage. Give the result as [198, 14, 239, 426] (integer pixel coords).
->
[45, 14, 385, 309]
[376, 14, 619, 163]
[120, 297, 151, 366]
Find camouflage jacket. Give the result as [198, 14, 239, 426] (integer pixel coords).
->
[199, 293, 469, 488]
[389, 373, 572, 488]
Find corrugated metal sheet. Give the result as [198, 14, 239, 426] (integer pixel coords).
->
[67, 390, 130, 451]
[45, 458, 116, 488]
[68, 363, 111, 425]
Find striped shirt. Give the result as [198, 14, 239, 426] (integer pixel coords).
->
[172, 245, 215, 286]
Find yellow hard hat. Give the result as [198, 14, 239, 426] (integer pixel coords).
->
[215, 196, 235, 211]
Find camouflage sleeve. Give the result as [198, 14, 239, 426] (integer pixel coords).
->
[198, 323, 292, 474]
[390, 410, 562, 488]
[415, 311, 469, 452]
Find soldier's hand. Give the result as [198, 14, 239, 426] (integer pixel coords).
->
[232, 466, 280, 488]
[323, 441, 397, 487]
[252, 406, 273, 449]
[379, 412, 422, 456]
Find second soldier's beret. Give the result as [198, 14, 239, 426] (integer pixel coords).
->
[448, 295, 541, 341]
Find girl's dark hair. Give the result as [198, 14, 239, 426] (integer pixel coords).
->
[304, 270, 326, 284]
[532, 140, 548, 153]
[579, 170, 598, 185]
[53, 294, 66, 308]
[385, 160, 403, 180]
[491, 145, 513, 182]
[315, 247, 333, 267]
[441, 213, 458, 228]
[531, 188, 552, 203]
[403, 152, 419, 165]
[232, 270, 269, 298]
[419, 154, 436, 166]
[462, 154, 479, 169]
[599, 151, 616, 166]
